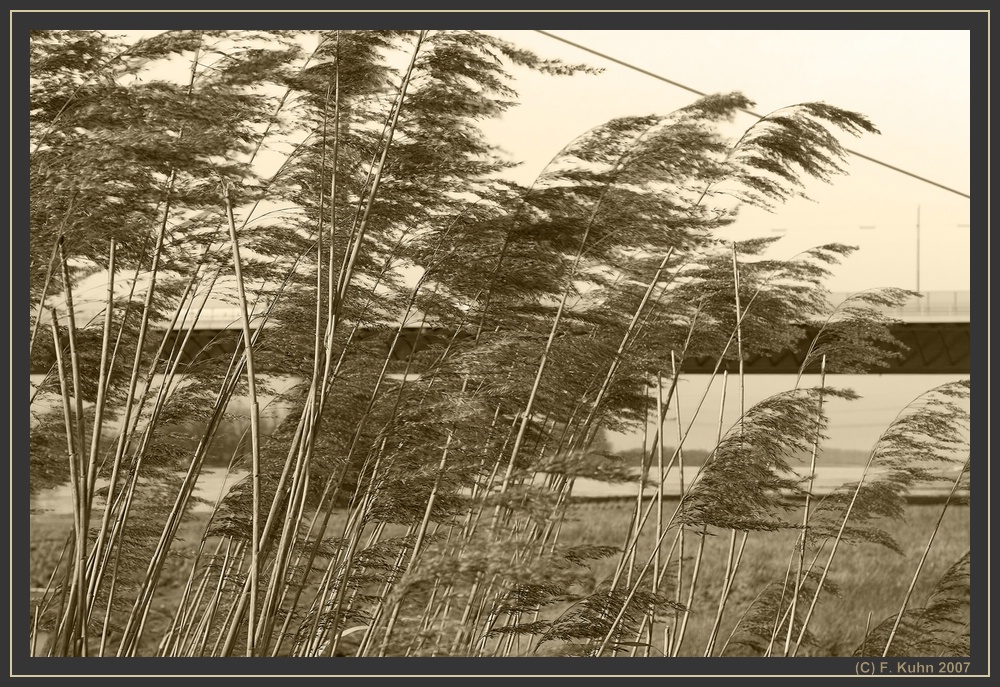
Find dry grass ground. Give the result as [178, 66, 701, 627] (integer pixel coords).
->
[555, 499, 971, 656]
[29, 497, 969, 657]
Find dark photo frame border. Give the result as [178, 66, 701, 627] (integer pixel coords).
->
[9, 7, 990, 682]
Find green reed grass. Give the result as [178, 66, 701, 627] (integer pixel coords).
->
[30, 498, 969, 657]
[28, 31, 970, 660]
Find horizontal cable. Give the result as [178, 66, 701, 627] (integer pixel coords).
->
[535, 30, 971, 200]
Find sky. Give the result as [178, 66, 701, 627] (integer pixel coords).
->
[475, 29, 972, 294]
[94, 27, 973, 296]
[469, 30, 973, 453]
[474, 30, 976, 451]
[34, 27, 975, 454]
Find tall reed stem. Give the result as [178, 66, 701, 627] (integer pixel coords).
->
[882, 456, 970, 656]
[48, 311, 86, 655]
[222, 181, 263, 656]
[782, 354, 826, 655]
[703, 243, 749, 657]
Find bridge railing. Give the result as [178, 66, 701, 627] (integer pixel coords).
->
[149, 290, 972, 328]
[39, 290, 972, 331]
[827, 290, 969, 322]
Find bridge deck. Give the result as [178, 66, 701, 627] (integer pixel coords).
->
[182, 291, 971, 330]
[828, 290, 970, 323]
[140, 322, 967, 375]
[34, 291, 971, 375]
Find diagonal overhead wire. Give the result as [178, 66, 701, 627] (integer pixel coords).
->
[535, 30, 971, 200]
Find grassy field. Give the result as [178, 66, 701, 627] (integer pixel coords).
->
[29, 29, 972, 662]
[555, 499, 970, 657]
[29, 497, 969, 658]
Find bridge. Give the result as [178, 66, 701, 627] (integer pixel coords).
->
[684, 290, 971, 374]
[34, 291, 971, 375]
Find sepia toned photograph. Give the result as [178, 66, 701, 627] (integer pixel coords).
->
[17, 10, 984, 678]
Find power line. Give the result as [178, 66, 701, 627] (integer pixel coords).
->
[535, 30, 971, 200]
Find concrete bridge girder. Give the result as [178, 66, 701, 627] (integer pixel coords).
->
[685, 322, 970, 375]
[162, 322, 970, 376]
[29, 321, 971, 376]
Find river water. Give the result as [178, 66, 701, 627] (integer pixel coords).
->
[28, 372, 969, 515]
[30, 463, 963, 516]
